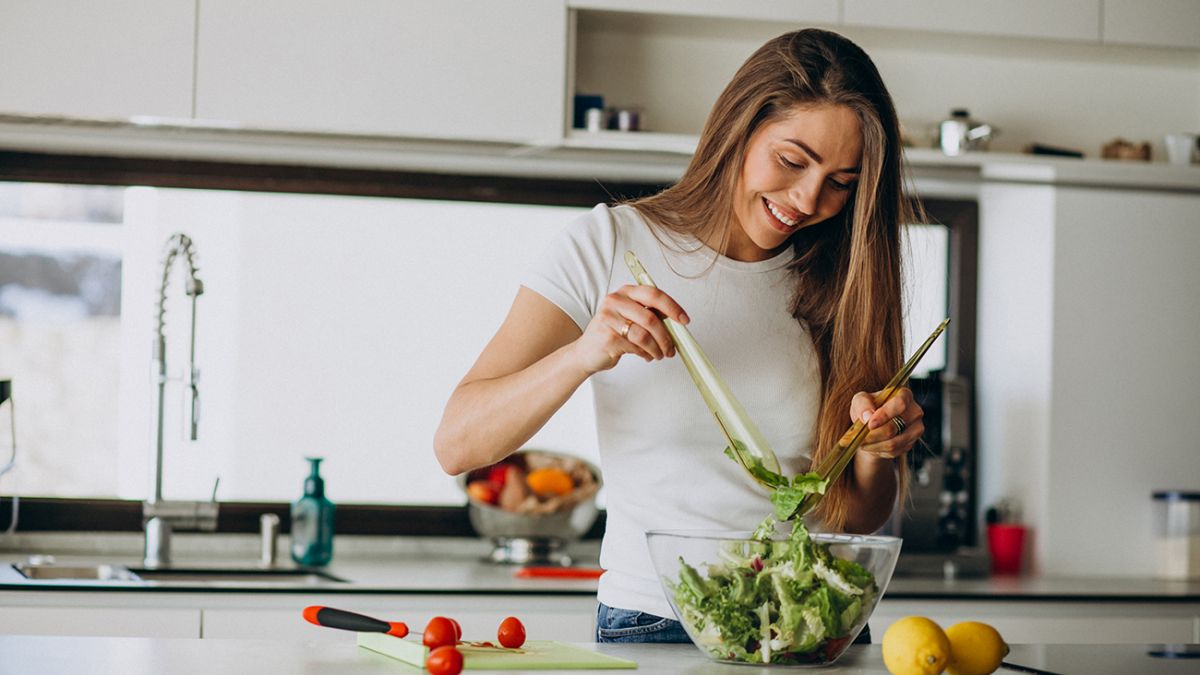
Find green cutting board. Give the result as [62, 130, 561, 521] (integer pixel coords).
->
[357, 633, 637, 670]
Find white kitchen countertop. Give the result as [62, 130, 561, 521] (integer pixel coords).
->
[2, 533, 1199, 600]
[2, 635, 1198, 675]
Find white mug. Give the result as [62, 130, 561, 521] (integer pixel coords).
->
[1164, 133, 1198, 165]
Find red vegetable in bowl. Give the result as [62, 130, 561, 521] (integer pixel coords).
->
[466, 480, 499, 505]
[487, 464, 511, 487]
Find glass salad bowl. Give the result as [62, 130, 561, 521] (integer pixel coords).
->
[646, 525, 902, 667]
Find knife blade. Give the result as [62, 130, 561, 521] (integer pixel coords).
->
[1000, 660, 1065, 675]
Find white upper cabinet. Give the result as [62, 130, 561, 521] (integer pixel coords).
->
[1102, 0, 1200, 49]
[195, 0, 568, 143]
[842, 0, 1102, 42]
[568, 0, 839, 24]
[0, 0, 195, 119]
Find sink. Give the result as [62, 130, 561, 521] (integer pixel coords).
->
[13, 564, 141, 582]
[10, 563, 346, 585]
[128, 567, 346, 584]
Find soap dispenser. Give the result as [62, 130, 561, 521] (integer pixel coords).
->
[291, 457, 335, 566]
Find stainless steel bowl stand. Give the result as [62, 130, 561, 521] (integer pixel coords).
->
[486, 537, 572, 566]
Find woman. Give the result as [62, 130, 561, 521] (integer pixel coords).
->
[434, 29, 924, 644]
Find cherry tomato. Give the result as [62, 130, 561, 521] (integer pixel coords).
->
[423, 617, 458, 649]
[449, 617, 462, 641]
[426, 645, 463, 675]
[497, 616, 526, 648]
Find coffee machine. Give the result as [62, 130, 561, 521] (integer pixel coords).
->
[886, 370, 986, 576]
[903, 371, 975, 550]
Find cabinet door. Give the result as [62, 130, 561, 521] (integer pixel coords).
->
[0, 0, 195, 119]
[203, 608, 347, 642]
[568, 0, 838, 24]
[0, 606, 199, 638]
[195, 0, 567, 143]
[1102, 0, 1200, 49]
[842, 0, 1102, 42]
[874, 599, 1198, 644]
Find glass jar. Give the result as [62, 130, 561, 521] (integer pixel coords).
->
[1153, 491, 1200, 580]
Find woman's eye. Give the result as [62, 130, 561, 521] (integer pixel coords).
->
[829, 179, 854, 192]
[778, 155, 805, 169]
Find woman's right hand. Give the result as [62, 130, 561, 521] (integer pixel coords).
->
[571, 284, 689, 374]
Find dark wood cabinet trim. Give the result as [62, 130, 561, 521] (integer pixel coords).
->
[0, 150, 666, 206]
[1, 497, 606, 539]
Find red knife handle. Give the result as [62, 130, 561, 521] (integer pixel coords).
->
[302, 606, 408, 637]
[514, 566, 604, 579]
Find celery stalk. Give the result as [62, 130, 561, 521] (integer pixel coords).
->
[624, 251, 783, 488]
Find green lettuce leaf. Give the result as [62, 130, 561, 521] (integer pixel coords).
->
[768, 472, 829, 521]
[724, 443, 789, 489]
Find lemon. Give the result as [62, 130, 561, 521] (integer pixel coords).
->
[944, 621, 1009, 675]
[882, 616, 952, 675]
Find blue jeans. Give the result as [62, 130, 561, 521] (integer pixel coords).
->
[594, 602, 872, 645]
[595, 602, 692, 643]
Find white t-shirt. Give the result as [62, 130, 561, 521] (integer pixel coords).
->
[522, 204, 822, 618]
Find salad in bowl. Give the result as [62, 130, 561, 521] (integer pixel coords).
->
[646, 517, 901, 666]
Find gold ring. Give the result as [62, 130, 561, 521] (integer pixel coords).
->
[891, 416, 906, 434]
[619, 320, 632, 338]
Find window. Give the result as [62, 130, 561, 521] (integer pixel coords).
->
[0, 183, 124, 498]
[1, 182, 597, 505]
[902, 222, 949, 377]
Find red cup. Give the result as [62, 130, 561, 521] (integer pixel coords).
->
[987, 524, 1027, 575]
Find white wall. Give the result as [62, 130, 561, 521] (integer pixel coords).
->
[576, 13, 1200, 159]
[974, 183, 1056, 572]
[862, 27, 1200, 158]
[116, 189, 599, 505]
[103, 188, 954, 507]
[0, 177, 947, 507]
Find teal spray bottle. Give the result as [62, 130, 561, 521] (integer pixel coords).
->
[291, 457, 335, 566]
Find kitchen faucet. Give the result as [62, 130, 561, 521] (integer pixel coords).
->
[143, 233, 218, 568]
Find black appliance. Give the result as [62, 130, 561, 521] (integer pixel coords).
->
[903, 370, 975, 552]
[888, 198, 984, 576]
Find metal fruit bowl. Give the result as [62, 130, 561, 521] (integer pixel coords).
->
[458, 449, 601, 566]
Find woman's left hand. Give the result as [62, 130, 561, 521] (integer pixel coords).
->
[849, 387, 924, 463]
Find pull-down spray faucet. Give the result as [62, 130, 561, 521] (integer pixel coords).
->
[143, 233, 218, 567]
[154, 233, 203, 488]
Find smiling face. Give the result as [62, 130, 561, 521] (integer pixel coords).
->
[725, 104, 863, 262]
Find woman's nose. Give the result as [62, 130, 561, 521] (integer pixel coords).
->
[788, 178, 820, 216]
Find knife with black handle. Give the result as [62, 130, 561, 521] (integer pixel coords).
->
[303, 605, 409, 637]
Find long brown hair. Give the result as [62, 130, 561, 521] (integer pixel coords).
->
[632, 29, 919, 532]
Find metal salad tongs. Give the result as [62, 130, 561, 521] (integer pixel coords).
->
[792, 317, 950, 518]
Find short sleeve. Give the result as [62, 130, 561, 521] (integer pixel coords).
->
[521, 204, 618, 331]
